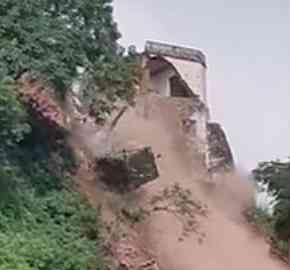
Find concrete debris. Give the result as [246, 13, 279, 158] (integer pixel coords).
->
[96, 147, 159, 192]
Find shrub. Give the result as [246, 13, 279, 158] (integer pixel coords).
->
[0, 78, 30, 149]
[0, 187, 106, 270]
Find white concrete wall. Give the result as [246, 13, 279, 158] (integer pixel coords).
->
[164, 57, 207, 105]
[190, 110, 208, 157]
[149, 67, 176, 96]
[146, 55, 210, 165]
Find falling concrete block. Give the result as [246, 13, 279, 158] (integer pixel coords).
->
[96, 147, 159, 192]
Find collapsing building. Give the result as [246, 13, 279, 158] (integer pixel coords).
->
[140, 41, 234, 173]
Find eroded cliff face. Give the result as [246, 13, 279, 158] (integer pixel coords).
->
[17, 73, 68, 141]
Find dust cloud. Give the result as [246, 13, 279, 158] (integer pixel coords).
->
[71, 93, 286, 270]
[202, 171, 255, 224]
[68, 104, 129, 159]
[110, 95, 287, 270]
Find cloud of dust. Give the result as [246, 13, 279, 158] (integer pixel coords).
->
[203, 168, 255, 223]
[68, 94, 286, 270]
[69, 119, 113, 159]
[68, 106, 128, 159]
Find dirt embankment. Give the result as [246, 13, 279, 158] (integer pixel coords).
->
[76, 94, 287, 270]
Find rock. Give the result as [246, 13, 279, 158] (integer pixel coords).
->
[96, 147, 159, 192]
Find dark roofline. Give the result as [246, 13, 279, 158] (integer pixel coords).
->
[145, 41, 207, 67]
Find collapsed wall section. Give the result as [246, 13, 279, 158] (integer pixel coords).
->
[149, 95, 208, 159]
[206, 123, 234, 173]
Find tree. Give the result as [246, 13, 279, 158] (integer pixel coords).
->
[0, 77, 30, 206]
[253, 160, 290, 260]
[0, 1, 133, 268]
[0, 0, 137, 117]
[0, 78, 30, 150]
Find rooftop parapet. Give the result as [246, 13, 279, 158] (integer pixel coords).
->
[145, 41, 207, 67]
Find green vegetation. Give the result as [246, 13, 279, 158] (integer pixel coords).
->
[0, 0, 138, 118]
[252, 160, 290, 258]
[0, 0, 136, 269]
[0, 77, 106, 269]
[0, 118, 106, 270]
[0, 190, 105, 270]
[0, 78, 30, 149]
[246, 207, 288, 257]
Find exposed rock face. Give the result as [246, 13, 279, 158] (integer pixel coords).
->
[206, 122, 234, 173]
[17, 73, 68, 139]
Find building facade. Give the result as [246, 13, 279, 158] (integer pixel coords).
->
[140, 41, 233, 173]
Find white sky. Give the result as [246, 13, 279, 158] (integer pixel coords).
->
[113, 0, 290, 170]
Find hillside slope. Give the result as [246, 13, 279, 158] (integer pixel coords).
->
[107, 94, 287, 270]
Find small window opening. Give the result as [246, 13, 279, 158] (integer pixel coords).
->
[169, 76, 192, 97]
